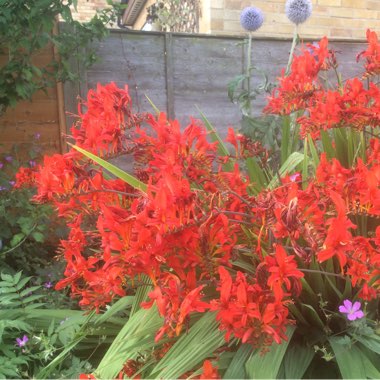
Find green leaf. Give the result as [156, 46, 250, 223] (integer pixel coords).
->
[321, 130, 335, 160]
[308, 135, 320, 169]
[196, 106, 234, 171]
[268, 152, 304, 189]
[130, 275, 152, 317]
[227, 74, 246, 102]
[281, 116, 291, 164]
[69, 144, 147, 193]
[95, 296, 133, 325]
[145, 94, 160, 114]
[329, 337, 373, 379]
[10, 233, 25, 247]
[95, 305, 163, 379]
[354, 334, 380, 355]
[284, 344, 314, 379]
[31, 231, 45, 242]
[300, 304, 325, 330]
[246, 157, 267, 191]
[223, 343, 252, 379]
[245, 326, 295, 379]
[150, 312, 225, 379]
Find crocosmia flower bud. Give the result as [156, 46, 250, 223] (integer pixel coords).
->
[240, 7, 264, 32]
[285, 0, 312, 25]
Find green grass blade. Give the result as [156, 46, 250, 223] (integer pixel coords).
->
[245, 326, 295, 379]
[69, 144, 147, 193]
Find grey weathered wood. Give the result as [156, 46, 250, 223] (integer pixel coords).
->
[63, 27, 367, 139]
[165, 33, 175, 119]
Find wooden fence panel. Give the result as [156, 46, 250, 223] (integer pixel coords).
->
[64, 29, 367, 139]
[0, 43, 62, 156]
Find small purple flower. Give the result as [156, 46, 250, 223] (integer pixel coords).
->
[240, 7, 264, 32]
[44, 281, 53, 289]
[290, 172, 301, 182]
[9, 181, 15, 187]
[0, 162, 3, 169]
[5, 156, 12, 163]
[29, 160, 36, 168]
[0, 186, 6, 191]
[16, 335, 29, 347]
[339, 300, 364, 321]
[34, 133, 41, 140]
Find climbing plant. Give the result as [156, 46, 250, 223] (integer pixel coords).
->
[0, 0, 122, 114]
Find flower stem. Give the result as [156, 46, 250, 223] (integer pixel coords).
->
[246, 31, 252, 116]
[285, 25, 298, 76]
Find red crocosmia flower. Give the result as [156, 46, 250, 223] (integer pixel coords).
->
[266, 245, 304, 301]
[200, 360, 220, 379]
[357, 29, 380, 77]
[317, 191, 356, 268]
[79, 374, 95, 379]
[14, 167, 37, 188]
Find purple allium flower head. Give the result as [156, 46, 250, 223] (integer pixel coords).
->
[16, 335, 29, 347]
[240, 7, 264, 32]
[285, 0, 312, 25]
[339, 299, 364, 321]
[9, 181, 15, 187]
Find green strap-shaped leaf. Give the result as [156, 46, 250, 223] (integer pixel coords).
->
[284, 344, 314, 379]
[196, 106, 234, 172]
[328, 336, 379, 379]
[95, 306, 163, 379]
[267, 152, 304, 189]
[69, 144, 147, 193]
[245, 326, 295, 379]
[223, 343, 252, 379]
[149, 312, 225, 379]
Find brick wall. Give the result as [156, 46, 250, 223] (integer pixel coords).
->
[67, 1, 380, 40]
[68, 0, 111, 22]
[203, 0, 380, 40]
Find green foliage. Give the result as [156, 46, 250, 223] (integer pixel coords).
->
[0, 0, 123, 113]
[0, 271, 129, 379]
[0, 148, 66, 280]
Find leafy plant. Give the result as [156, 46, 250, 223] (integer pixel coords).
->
[15, 29, 380, 380]
[0, 0, 124, 113]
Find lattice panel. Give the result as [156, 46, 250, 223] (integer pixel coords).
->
[148, 0, 200, 33]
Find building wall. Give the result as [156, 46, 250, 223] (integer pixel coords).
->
[205, 0, 380, 40]
[69, 0, 112, 22]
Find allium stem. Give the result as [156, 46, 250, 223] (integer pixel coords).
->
[246, 32, 252, 116]
[285, 25, 299, 76]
